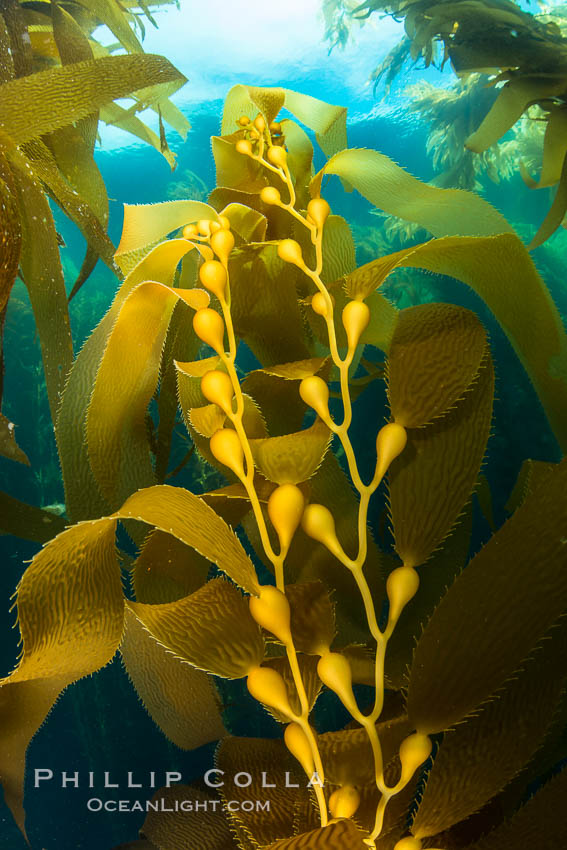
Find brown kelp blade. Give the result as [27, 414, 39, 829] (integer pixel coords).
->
[142, 785, 238, 849]
[387, 302, 488, 428]
[407, 458, 567, 734]
[128, 578, 264, 679]
[0, 490, 66, 542]
[121, 605, 226, 750]
[412, 616, 567, 838]
[265, 819, 368, 848]
[132, 529, 210, 604]
[248, 418, 332, 485]
[0, 413, 29, 465]
[0, 153, 21, 313]
[389, 350, 493, 567]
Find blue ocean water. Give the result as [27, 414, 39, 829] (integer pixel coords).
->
[1, 2, 566, 847]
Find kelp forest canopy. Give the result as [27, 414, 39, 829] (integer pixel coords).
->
[324, 0, 567, 247]
[0, 2, 567, 850]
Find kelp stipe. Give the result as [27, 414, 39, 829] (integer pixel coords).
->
[1, 84, 567, 849]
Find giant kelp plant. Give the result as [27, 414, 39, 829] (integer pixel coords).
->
[324, 0, 567, 247]
[1, 80, 567, 849]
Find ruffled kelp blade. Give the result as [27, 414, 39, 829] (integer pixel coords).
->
[0, 154, 21, 313]
[265, 820, 368, 848]
[0, 54, 186, 144]
[248, 418, 332, 484]
[221, 84, 347, 159]
[142, 785, 238, 849]
[345, 233, 567, 452]
[407, 459, 567, 734]
[412, 616, 567, 838]
[311, 148, 514, 237]
[0, 483, 260, 835]
[121, 606, 227, 751]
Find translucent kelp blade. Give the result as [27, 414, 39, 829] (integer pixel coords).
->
[407, 458, 567, 734]
[0, 413, 28, 465]
[385, 509, 472, 689]
[142, 785, 238, 849]
[221, 84, 347, 159]
[281, 118, 314, 208]
[311, 148, 513, 237]
[228, 244, 311, 366]
[218, 202, 267, 242]
[412, 616, 567, 838]
[100, 101, 176, 171]
[362, 292, 399, 354]
[0, 154, 21, 313]
[132, 529, 210, 604]
[529, 155, 567, 249]
[116, 485, 260, 594]
[285, 580, 336, 655]
[120, 606, 226, 749]
[67, 0, 143, 53]
[56, 239, 192, 522]
[0, 490, 66, 542]
[189, 403, 227, 438]
[469, 767, 567, 850]
[249, 418, 332, 485]
[129, 578, 264, 679]
[389, 351, 493, 567]
[86, 281, 208, 504]
[262, 655, 321, 722]
[175, 355, 226, 411]
[0, 54, 185, 144]
[345, 234, 567, 452]
[242, 357, 330, 436]
[9, 146, 74, 423]
[265, 820, 368, 849]
[320, 214, 357, 283]
[0, 518, 123, 834]
[465, 78, 567, 155]
[521, 106, 567, 190]
[216, 737, 304, 847]
[387, 303, 487, 428]
[115, 200, 218, 260]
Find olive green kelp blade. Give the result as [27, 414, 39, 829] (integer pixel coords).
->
[0, 54, 186, 144]
[407, 459, 567, 734]
[411, 616, 567, 838]
[311, 148, 513, 237]
[121, 605, 226, 750]
[468, 766, 567, 850]
[0, 490, 66, 542]
[0, 153, 21, 313]
[345, 233, 567, 452]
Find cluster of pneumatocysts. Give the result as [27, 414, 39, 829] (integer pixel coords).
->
[184, 114, 431, 848]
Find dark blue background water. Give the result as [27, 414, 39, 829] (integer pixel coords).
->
[1, 21, 565, 848]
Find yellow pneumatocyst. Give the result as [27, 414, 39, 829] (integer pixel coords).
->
[317, 651, 359, 716]
[267, 145, 287, 168]
[182, 223, 198, 239]
[193, 308, 225, 354]
[200, 370, 234, 415]
[209, 428, 245, 478]
[268, 483, 305, 550]
[197, 219, 212, 236]
[342, 300, 370, 350]
[269, 121, 282, 134]
[260, 186, 282, 205]
[299, 375, 330, 420]
[210, 229, 235, 265]
[277, 238, 304, 268]
[236, 139, 253, 156]
[393, 838, 422, 850]
[301, 503, 341, 555]
[218, 214, 231, 230]
[387, 566, 420, 624]
[284, 722, 315, 776]
[237, 115, 250, 126]
[247, 666, 294, 718]
[329, 785, 361, 820]
[399, 733, 432, 785]
[199, 260, 227, 299]
[249, 585, 292, 644]
[307, 197, 331, 229]
[254, 114, 266, 132]
[311, 291, 333, 318]
[375, 422, 408, 481]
